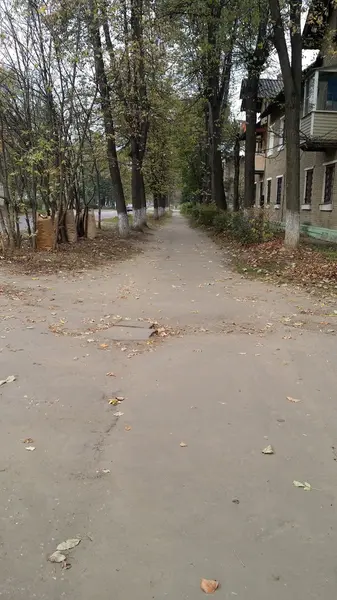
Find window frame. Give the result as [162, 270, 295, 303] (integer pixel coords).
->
[302, 167, 314, 210]
[320, 160, 336, 211]
[275, 175, 283, 208]
[266, 178, 272, 205]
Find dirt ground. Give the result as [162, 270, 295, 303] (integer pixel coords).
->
[1, 213, 337, 599]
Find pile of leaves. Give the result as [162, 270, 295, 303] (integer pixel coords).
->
[0, 228, 143, 276]
[233, 237, 337, 290]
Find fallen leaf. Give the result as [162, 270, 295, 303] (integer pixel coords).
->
[23, 438, 34, 444]
[99, 343, 109, 349]
[200, 579, 220, 594]
[293, 480, 312, 490]
[25, 446, 36, 451]
[109, 399, 119, 405]
[48, 551, 66, 563]
[262, 445, 274, 455]
[57, 539, 81, 551]
[61, 561, 72, 570]
[0, 375, 16, 386]
[293, 480, 305, 488]
[125, 425, 132, 431]
[180, 442, 188, 447]
[106, 372, 116, 377]
[287, 396, 301, 403]
[113, 411, 124, 417]
[116, 396, 125, 401]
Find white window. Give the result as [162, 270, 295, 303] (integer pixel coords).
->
[266, 178, 272, 205]
[302, 168, 314, 208]
[303, 74, 316, 116]
[275, 176, 283, 206]
[267, 129, 274, 157]
[320, 162, 336, 210]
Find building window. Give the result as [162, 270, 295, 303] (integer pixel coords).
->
[256, 137, 263, 153]
[260, 181, 264, 206]
[317, 73, 337, 111]
[323, 163, 335, 204]
[267, 129, 274, 157]
[304, 168, 313, 205]
[276, 117, 285, 150]
[303, 74, 315, 116]
[276, 176, 283, 205]
[266, 179, 272, 204]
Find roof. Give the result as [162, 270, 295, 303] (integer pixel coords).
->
[259, 55, 323, 119]
[240, 78, 283, 100]
[302, 0, 331, 50]
[240, 78, 283, 111]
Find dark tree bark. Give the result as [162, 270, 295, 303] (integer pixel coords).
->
[88, 0, 129, 236]
[243, 9, 270, 210]
[203, 4, 236, 210]
[269, 0, 302, 247]
[233, 133, 241, 212]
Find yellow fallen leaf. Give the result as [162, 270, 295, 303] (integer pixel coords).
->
[293, 480, 311, 490]
[125, 425, 132, 431]
[262, 445, 274, 455]
[287, 396, 301, 403]
[109, 399, 119, 406]
[99, 343, 109, 349]
[200, 579, 220, 594]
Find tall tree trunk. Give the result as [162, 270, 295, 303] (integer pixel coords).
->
[269, 0, 302, 247]
[153, 193, 159, 220]
[88, 0, 129, 237]
[209, 103, 227, 210]
[131, 137, 144, 229]
[243, 11, 269, 210]
[244, 79, 258, 210]
[233, 133, 240, 212]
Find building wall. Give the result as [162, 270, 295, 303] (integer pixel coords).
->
[263, 145, 337, 230]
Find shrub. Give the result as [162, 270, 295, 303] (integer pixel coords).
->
[180, 201, 194, 216]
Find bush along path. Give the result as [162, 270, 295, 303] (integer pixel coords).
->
[181, 202, 337, 295]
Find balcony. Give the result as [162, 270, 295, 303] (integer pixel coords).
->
[300, 110, 337, 150]
[255, 153, 265, 172]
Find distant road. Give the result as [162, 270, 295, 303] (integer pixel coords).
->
[18, 209, 117, 231]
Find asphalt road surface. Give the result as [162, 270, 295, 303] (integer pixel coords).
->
[1, 214, 337, 599]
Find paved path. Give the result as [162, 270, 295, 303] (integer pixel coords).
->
[1, 215, 337, 599]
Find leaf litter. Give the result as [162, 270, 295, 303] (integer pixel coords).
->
[287, 396, 301, 403]
[262, 445, 274, 455]
[180, 442, 188, 448]
[200, 579, 220, 594]
[57, 539, 81, 552]
[48, 538, 81, 568]
[0, 375, 16, 386]
[293, 480, 312, 491]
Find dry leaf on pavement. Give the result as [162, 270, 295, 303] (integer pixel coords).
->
[48, 551, 67, 563]
[287, 396, 301, 403]
[116, 396, 125, 401]
[200, 579, 220, 594]
[57, 539, 81, 551]
[23, 438, 34, 444]
[99, 343, 109, 350]
[293, 480, 312, 491]
[106, 372, 116, 377]
[109, 399, 119, 405]
[0, 375, 16, 386]
[262, 445, 274, 455]
[180, 442, 188, 448]
[125, 425, 132, 431]
[25, 446, 36, 451]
